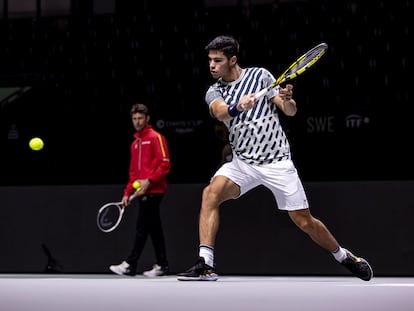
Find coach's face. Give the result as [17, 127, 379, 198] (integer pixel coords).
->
[132, 112, 149, 132]
[208, 50, 236, 81]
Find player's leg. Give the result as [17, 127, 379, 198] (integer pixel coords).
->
[288, 209, 373, 281]
[199, 175, 240, 246]
[262, 159, 373, 281]
[177, 175, 240, 281]
[288, 208, 339, 251]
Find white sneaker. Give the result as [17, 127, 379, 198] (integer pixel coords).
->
[143, 264, 169, 277]
[109, 261, 135, 276]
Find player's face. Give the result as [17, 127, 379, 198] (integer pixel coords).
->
[208, 50, 232, 80]
[132, 112, 149, 132]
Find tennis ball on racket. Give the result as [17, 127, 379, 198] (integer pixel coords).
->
[29, 137, 44, 151]
[132, 181, 141, 189]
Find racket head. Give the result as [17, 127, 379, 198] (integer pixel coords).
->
[274, 42, 328, 86]
[96, 202, 124, 233]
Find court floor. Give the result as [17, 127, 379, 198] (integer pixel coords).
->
[1, 274, 413, 311]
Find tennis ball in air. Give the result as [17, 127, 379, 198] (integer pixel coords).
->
[29, 137, 44, 151]
[132, 181, 141, 189]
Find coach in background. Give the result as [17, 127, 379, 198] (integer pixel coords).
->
[110, 103, 171, 277]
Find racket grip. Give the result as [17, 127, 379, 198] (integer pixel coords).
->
[254, 88, 268, 99]
[255, 86, 280, 100]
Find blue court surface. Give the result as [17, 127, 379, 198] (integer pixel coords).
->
[1, 275, 413, 311]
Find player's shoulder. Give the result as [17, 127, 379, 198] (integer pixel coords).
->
[243, 66, 269, 77]
[208, 80, 223, 91]
[245, 66, 263, 70]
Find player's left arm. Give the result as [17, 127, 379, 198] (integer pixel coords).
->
[272, 84, 297, 116]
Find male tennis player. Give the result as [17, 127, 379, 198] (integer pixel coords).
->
[110, 103, 171, 277]
[177, 35, 373, 281]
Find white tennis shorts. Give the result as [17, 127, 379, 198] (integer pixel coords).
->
[213, 156, 309, 211]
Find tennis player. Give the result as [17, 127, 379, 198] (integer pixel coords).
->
[177, 35, 373, 281]
[110, 103, 171, 277]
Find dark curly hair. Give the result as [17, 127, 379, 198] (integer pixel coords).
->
[130, 103, 149, 116]
[205, 35, 239, 59]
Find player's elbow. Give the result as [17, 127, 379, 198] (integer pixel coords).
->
[213, 111, 232, 122]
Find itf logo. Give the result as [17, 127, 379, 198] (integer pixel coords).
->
[345, 114, 370, 128]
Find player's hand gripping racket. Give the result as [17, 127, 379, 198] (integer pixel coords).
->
[255, 42, 328, 99]
[97, 187, 140, 233]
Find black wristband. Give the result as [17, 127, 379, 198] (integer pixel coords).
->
[228, 103, 241, 117]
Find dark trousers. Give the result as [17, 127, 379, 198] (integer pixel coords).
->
[126, 193, 168, 271]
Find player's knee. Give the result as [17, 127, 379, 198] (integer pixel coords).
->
[202, 184, 211, 196]
[202, 184, 216, 201]
[289, 210, 313, 232]
[202, 184, 226, 206]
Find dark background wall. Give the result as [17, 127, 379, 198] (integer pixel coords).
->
[0, 1, 412, 275]
[0, 0, 411, 186]
[1, 181, 413, 275]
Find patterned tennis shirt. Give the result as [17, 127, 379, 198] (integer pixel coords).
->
[205, 67, 291, 165]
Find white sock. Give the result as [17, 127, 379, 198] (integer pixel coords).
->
[332, 246, 347, 263]
[199, 244, 214, 267]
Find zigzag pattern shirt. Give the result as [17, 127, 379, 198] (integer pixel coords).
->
[205, 67, 291, 165]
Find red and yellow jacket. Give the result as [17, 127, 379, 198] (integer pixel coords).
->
[123, 125, 171, 197]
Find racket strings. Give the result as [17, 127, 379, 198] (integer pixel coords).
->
[255, 42, 328, 99]
[286, 45, 327, 78]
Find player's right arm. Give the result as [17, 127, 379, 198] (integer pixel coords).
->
[210, 95, 254, 121]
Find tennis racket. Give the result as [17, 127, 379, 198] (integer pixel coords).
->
[255, 42, 328, 99]
[97, 192, 138, 233]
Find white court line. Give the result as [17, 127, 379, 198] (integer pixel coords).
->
[371, 284, 414, 287]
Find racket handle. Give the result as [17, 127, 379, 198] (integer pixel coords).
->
[254, 88, 268, 99]
[255, 85, 280, 100]
[129, 192, 138, 202]
[244, 87, 276, 109]
[126, 184, 143, 204]
[254, 85, 279, 99]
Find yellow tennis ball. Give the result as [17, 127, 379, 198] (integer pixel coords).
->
[29, 137, 44, 151]
[132, 181, 140, 189]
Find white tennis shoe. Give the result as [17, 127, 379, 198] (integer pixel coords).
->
[109, 261, 135, 276]
[143, 264, 169, 277]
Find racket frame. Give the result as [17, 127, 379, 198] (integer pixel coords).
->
[96, 202, 125, 233]
[96, 191, 138, 233]
[255, 42, 328, 99]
